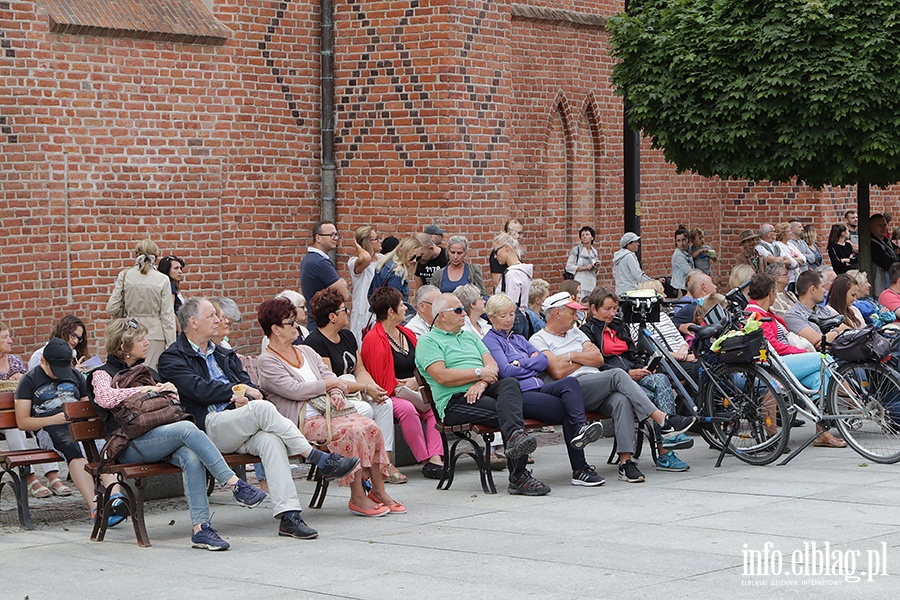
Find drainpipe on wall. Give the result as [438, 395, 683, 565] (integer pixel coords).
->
[320, 0, 336, 243]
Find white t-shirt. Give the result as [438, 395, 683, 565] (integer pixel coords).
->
[348, 254, 381, 345]
[528, 327, 599, 378]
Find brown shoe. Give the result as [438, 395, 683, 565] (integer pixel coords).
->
[813, 432, 847, 448]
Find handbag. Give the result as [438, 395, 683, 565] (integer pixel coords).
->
[304, 391, 361, 446]
[830, 326, 891, 363]
[94, 364, 192, 495]
[563, 247, 579, 280]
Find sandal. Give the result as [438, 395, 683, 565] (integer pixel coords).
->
[385, 470, 408, 484]
[29, 480, 52, 499]
[813, 432, 847, 448]
[48, 479, 73, 496]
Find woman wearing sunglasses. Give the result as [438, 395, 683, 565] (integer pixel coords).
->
[107, 239, 176, 369]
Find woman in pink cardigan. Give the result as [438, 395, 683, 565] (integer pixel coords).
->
[360, 286, 444, 480]
[256, 298, 405, 517]
[744, 273, 846, 448]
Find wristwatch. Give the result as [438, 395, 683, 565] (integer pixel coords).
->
[474, 368, 483, 379]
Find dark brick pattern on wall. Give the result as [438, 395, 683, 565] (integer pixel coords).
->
[1, 0, 899, 356]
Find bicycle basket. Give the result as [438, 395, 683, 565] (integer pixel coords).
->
[715, 328, 765, 364]
[830, 326, 891, 363]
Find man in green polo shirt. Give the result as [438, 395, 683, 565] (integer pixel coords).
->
[415, 293, 550, 496]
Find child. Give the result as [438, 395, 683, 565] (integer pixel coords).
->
[690, 228, 717, 275]
[14, 337, 124, 527]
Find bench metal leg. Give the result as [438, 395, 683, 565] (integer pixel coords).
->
[1, 465, 34, 530]
[307, 464, 329, 509]
[478, 435, 497, 494]
[130, 478, 152, 547]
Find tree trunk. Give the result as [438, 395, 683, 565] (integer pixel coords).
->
[858, 180, 871, 280]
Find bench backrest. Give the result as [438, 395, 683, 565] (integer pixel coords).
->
[0, 390, 17, 430]
[64, 400, 105, 463]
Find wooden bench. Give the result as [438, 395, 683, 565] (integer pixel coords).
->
[413, 372, 657, 494]
[0, 391, 69, 530]
[63, 400, 331, 547]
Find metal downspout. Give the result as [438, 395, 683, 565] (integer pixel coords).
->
[321, 0, 336, 227]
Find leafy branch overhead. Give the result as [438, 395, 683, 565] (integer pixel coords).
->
[607, 0, 900, 188]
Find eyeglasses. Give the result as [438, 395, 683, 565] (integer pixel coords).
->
[317, 231, 340, 239]
[441, 306, 465, 315]
[280, 319, 296, 328]
[333, 307, 351, 315]
[126, 319, 139, 330]
[69, 331, 85, 342]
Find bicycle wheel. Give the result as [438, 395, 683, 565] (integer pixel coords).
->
[827, 361, 900, 464]
[702, 363, 791, 465]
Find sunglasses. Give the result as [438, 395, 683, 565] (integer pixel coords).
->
[281, 319, 296, 328]
[441, 306, 465, 315]
[333, 307, 351, 315]
[126, 319, 139, 330]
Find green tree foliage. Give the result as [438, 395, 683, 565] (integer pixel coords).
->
[608, 0, 900, 188]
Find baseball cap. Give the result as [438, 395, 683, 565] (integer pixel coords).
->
[424, 225, 445, 235]
[542, 291, 587, 312]
[620, 232, 641, 248]
[42, 337, 76, 380]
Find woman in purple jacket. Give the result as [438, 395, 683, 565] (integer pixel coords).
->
[481, 293, 606, 487]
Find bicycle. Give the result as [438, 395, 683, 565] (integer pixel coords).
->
[621, 289, 792, 466]
[755, 314, 900, 465]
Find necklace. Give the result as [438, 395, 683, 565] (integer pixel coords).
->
[268, 345, 303, 369]
[386, 329, 408, 355]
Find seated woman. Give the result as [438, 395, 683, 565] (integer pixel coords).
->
[89, 318, 267, 550]
[28, 315, 90, 372]
[454, 284, 490, 339]
[257, 298, 404, 517]
[14, 338, 136, 528]
[525, 278, 550, 334]
[768, 263, 799, 317]
[360, 286, 444, 479]
[745, 274, 846, 448]
[1, 321, 67, 498]
[581, 287, 693, 456]
[826, 273, 865, 330]
[429, 235, 486, 294]
[845, 270, 897, 328]
[482, 293, 605, 486]
[303, 288, 404, 483]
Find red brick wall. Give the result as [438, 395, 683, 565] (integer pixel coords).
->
[2, 0, 899, 358]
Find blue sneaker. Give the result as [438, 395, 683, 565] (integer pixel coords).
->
[192, 522, 230, 551]
[662, 433, 694, 451]
[656, 451, 690, 472]
[232, 479, 267, 508]
[92, 505, 126, 529]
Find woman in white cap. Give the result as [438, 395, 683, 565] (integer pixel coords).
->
[612, 232, 653, 295]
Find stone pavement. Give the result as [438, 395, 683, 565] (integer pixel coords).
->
[2, 430, 899, 599]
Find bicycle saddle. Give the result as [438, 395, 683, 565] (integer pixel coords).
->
[809, 313, 845, 334]
[687, 322, 725, 339]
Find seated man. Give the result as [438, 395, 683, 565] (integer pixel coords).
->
[158, 297, 360, 540]
[406, 284, 441, 338]
[783, 270, 849, 350]
[529, 293, 696, 482]
[672, 271, 727, 336]
[415, 293, 548, 496]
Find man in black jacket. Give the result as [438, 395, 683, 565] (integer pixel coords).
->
[158, 297, 358, 540]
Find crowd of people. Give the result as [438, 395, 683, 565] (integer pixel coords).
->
[3, 208, 897, 551]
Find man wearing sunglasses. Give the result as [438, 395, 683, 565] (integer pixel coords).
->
[300, 221, 351, 326]
[415, 293, 549, 496]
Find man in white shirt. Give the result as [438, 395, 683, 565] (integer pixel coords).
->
[529, 293, 695, 483]
[405, 285, 441, 338]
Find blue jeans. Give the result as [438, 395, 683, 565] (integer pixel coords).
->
[119, 421, 235, 525]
